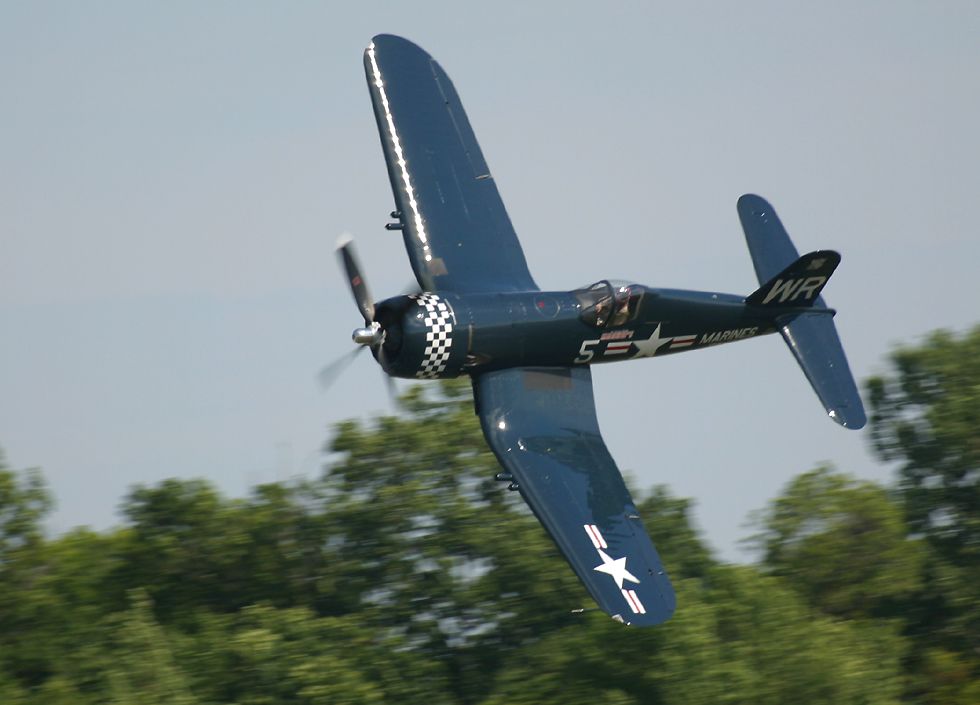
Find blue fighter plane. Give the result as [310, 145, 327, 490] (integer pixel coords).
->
[338, 34, 865, 626]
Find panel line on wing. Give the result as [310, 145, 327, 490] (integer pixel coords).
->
[366, 42, 432, 263]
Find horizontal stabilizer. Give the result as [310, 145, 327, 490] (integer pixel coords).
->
[779, 312, 866, 428]
[745, 250, 840, 307]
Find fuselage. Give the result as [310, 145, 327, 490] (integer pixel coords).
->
[373, 281, 794, 380]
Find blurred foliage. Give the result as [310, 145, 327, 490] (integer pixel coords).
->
[0, 326, 978, 703]
[867, 325, 980, 704]
[747, 466, 923, 619]
[867, 326, 980, 555]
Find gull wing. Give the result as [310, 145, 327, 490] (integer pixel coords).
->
[364, 34, 538, 294]
[474, 366, 676, 625]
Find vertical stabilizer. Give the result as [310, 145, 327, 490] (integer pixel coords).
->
[738, 194, 801, 285]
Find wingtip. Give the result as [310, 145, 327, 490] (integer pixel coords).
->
[366, 34, 432, 59]
[828, 406, 867, 430]
[336, 232, 353, 250]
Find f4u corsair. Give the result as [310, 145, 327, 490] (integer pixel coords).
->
[338, 34, 865, 626]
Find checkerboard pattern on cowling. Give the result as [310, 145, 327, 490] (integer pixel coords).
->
[413, 293, 454, 379]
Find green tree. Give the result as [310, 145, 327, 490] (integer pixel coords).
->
[10, 352, 969, 703]
[868, 325, 980, 703]
[322, 381, 586, 701]
[748, 466, 922, 619]
[0, 668, 29, 705]
[101, 590, 198, 705]
[637, 486, 714, 581]
[0, 451, 51, 561]
[116, 479, 251, 621]
[868, 326, 980, 555]
[0, 453, 56, 690]
[481, 567, 905, 705]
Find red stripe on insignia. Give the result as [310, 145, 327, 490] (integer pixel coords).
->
[584, 524, 607, 549]
[606, 342, 631, 354]
[672, 336, 696, 347]
[622, 589, 646, 614]
[629, 590, 646, 614]
[622, 589, 640, 613]
[584, 524, 601, 548]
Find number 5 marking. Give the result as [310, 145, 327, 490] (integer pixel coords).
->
[574, 339, 601, 364]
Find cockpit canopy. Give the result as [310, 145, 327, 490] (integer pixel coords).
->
[574, 280, 645, 328]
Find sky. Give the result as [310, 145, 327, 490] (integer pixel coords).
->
[2, 1, 979, 561]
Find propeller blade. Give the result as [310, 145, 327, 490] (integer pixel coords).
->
[384, 373, 397, 405]
[375, 341, 398, 404]
[337, 234, 375, 325]
[317, 346, 366, 392]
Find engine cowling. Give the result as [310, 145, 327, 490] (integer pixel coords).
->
[373, 293, 468, 379]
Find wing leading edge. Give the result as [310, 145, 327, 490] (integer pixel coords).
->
[364, 35, 537, 294]
[474, 366, 675, 625]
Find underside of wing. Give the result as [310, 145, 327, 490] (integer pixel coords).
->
[364, 34, 538, 294]
[473, 366, 675, 626]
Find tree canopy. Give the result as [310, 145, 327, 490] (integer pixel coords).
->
[867, 325, 980, 704]
[0, 326, 978, 702]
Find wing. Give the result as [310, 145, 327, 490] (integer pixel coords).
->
[474, 366, 675, 625]
[364, 35, 538, 294]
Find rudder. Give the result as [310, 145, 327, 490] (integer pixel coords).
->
[745, 250, 840, 307]
[738, 193, 800, 285]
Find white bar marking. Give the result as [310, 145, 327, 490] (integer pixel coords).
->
[622, 589, 646, 614]
[583, 524, 607, 549]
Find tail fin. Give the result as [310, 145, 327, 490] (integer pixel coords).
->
[738, 193, 800, 282]
[737, 194, 866, 429]
[745, 250, 839, 307]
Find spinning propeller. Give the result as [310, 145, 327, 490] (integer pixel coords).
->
[320, 235, 395, 397]
[337, 234, 383, 346]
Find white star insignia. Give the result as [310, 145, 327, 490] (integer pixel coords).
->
[631, 323, 674, 358]
[593, 549, 640, 589]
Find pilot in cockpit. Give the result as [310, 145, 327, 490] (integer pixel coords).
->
[610, 286, 632, 327]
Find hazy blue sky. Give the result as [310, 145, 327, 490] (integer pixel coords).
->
[3, 2, 978, 560]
